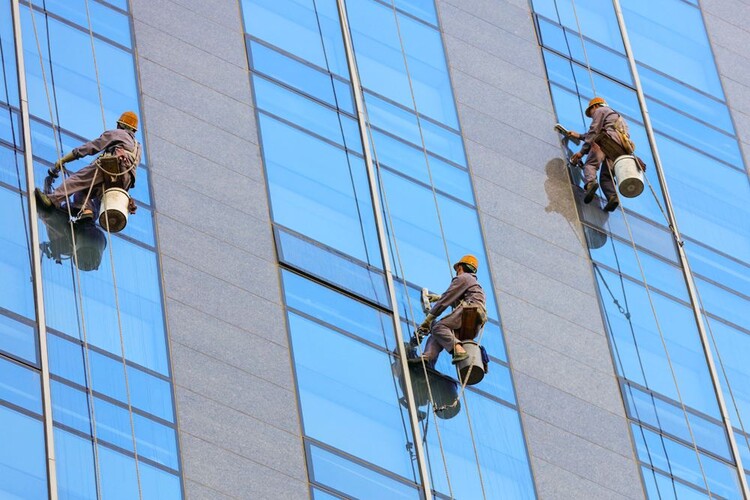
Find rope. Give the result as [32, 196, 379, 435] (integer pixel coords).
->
[26, 2, 104, 497]
[83, 1, 143, 497]
[551, 1, 587, 126]
[569, 0, 596, 95]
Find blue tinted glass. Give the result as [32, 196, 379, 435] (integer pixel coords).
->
[253, 76, 362, 153]
[656, 134, 750, 264]
[696, 277, 750, 333]
[0, 356, 42, 413]
[277, 228, 389, 305]
[621, 0, 723, 98]
[34, 0, 132, 48]
[54, 428, 97, 500]
[308, 444, 419, 499]
[624, 383, 731, 461]
[688, 243, 750, 299]
[139, 460, 182, 499]
[94, 397, 136, 451]
[348, 0, 457, 128]
[380, 171, 498, 317]
[242, 0, 348, 77]
[98, 445, 139, 500]
[312, 486, 343, 500]
[475, 362, 516, 405]
[0, 313, 37, 363]
[127, 366, 174, 423]
[370, 129, 473, 203]
[21, 8, 139, 141]
[0, 144, 25, 190]
[250, 41, 354, 114]
[0, 5, 20, 107]
[632, 423, 740, 497]
[0, 406, 48, 498]
[289, 312, 416, 481]
[119, 206, 156, 247]
[394, 0, 436, 24]
[0, 188, 34, 320]
[641, 465, 709, 499]
[134, 412, 179, 469]
[51, 380, 92, 434]
[533, 0, 623, 51]
[597, 268, 719, 417]
[260, 114, 381, 264]
[638, 65, 733, 134]
[709, 320, 750, 431]
[282, 270, 396, 350]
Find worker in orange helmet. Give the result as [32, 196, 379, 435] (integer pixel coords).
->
[35, 111, 142, 220]
[412, 255, 487, 366]
[569, 97, 636, 212]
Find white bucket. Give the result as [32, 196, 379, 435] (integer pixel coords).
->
[99, 187, 129, 233]
[613, 155, 644, 198]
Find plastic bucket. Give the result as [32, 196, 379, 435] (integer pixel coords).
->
[613, 155, 644, 198]
[99, 187, 129, 233]
[455, 341, 485, 386]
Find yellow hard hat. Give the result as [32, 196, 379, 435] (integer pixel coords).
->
[585, 97, 607, 117]
[453, 254, 479, 273]
[117, 111, 138, 131]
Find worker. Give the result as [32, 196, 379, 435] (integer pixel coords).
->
[411, 255, 487, 366]
[35, 111, 141, 220]
[568, 97, 636, 212]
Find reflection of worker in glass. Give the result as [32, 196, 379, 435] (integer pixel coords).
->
[412, 255, 487, 366]
[569, 97, 636, 212]
[35, 111, 141, 220]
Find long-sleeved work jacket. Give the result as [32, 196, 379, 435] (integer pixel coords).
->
[72, 128, 141, 187]
[429, 272, 486, 318]
[580, 105, 632, 157]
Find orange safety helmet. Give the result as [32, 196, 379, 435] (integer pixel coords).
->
[453, 254, 479, 273]
[585, 97, 607, 117]
[117, 111, 138, 131]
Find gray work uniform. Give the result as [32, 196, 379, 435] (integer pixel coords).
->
[48, 128, 141, 213]
[580, 106, 631, 200]
[423, 272, 487, 360]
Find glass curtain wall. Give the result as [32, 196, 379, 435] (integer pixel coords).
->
[239, 0, 535, 497]
[1, 0, 182, 497]
[530, 0, 750, 497]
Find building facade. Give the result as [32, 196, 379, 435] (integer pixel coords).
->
[1, 0, 749, 498]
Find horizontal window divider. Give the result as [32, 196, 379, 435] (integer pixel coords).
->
[370, 0, 438, 29]
[0, 397, 42, 419]
[638, 460, 713, 497]
[19, 0, 132, 53]
[377, 162, 476, 209]
[51, 421, 181, 475]
[304, 436, 419, 489]
[92, 0, 129, 16]
[361, 88, 461, 136]
[365, 122, 469, 171]
[48, 374, 176, 427]
[251, 70, 356, 119]
[46, 328, 173, 383]
[0, 349, 40, 372]
[465, 384, 518, 410]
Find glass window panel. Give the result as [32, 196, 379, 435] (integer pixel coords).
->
[632, 423, 740, 498]
[312, 486, 343, 500]
[348, 0, 457, 128]
[282, 270, 396, 350]
[697, 277, 750, 333]
[370, 129, 474, 203]
[0, 356, 42, 414]
[242, 0, 349, 78]
[289, 312, 416, 481]
[253, 76, 362, 153]
[134, 413, 179, 469]
[34, 0, 132, 48]
[589, 237, 689, 302]
[54, 428, 97, 500]
[688, 243, 750, 299]
[0, 142, 25, 191]
[582, 209, 676, 262]
[474, 362, 516, 405]
[119, 206, 155, 247]
[532, 0, 624, 52]
[94, 397, 135, 451]
[308, 444, 420, 499]
[597, 268, 720, 418]
[98, 445, 139, 500]
[48, 333, 87, 386]
[0, 406, 48, 499]
[640, 465, 709, 500]
[381, 171, 497, 317]
[126, 366, 174, 423]
[260, 114, 381, 264]
[0, 5, 20, 107]
[710, 320, 750, 434]
[276, 228, 389, 306]
[639, 64, 733, 134]
[0, 188, 34, 320]
[656, 134, 750, 264]
[0, 313, 37, 364]
[394, 0, 436, 24]
[624, 383, 731, 461]
[22, 8, 139, 141]
[621, 0, 723, 98]
[51, 380, 93, 435]
[249, 41, 353, 114]
[139, 460, 182, 500]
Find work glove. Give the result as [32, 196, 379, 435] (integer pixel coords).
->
[53, 151, 77, 172]
[417, 314, 435, 334]
[570, 151, 583, 165]
[426, 293, 441, 302]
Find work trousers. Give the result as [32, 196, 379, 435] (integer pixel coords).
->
[423, 308, 465, 360]
[49, 162, 131, 213]
[583, 143, 617, 200]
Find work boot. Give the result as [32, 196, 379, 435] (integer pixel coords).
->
[451, 349, 469, 365]
[34, 188, 53, 210]
[583, 181, 598, 204]
[604, 194, 620, 212]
